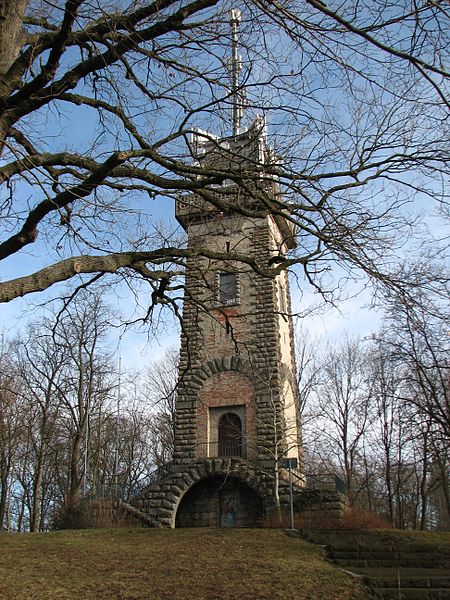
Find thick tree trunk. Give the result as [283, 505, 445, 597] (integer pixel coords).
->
[436, 457, 450, 529]
[385, 457, 395, 526]
[17, 492, 26, 532]
[0, 0, 27, 153]
[0, 457, 10, 528]
[64, 433, 82, 527]
[0, 0, 27, 93]
[419, 456, 429, 531]
[0, 478, 7, 528]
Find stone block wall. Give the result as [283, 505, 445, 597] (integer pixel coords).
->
[291, 488, 348, 529]
[174, 212, 301, 475]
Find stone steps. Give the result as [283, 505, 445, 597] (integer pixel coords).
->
[372, 588, 450, 599]
[357, 569, 450, 589]
[337, 557, 444, 569]
[114, 500, 159, 527]
[301, 530, 450, 600]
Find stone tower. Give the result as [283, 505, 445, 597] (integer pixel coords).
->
[172, 119, 302, 527]
[124, 11, 346, 530]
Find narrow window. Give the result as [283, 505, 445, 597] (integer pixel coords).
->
[278, 282, 286, 313]
[219, 272, 237, 305]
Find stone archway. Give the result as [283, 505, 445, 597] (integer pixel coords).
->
[137, 457, 275, 528]
[175, 474, 263, 528]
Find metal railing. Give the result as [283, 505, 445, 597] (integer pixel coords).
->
[195, 441, 247, 460]
[84, 461, 346, 505]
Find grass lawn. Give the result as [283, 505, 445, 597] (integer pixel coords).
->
[0, 528, 370, 600]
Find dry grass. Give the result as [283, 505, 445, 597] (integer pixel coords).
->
[337, 509, 391, 530]
[263, 508, 391, 530]
[0, 528, 371, 600]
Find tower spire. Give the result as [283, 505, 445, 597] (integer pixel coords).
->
[229, 9, 243, 136]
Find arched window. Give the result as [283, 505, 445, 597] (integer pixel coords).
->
[218, 413, 243, 457]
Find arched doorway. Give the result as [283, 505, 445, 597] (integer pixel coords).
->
[218, 412, 243, 457]
[175, 475, 264, 528]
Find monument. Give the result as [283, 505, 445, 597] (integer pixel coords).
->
[126, 11, 345, 528]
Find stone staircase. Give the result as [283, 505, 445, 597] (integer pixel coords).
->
[113, 499, 158, 527]
[301, 529, 450, 600]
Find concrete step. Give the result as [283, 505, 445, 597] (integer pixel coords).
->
[299, 530, 450, 600]
[333, 550, 443, 560]
[336, 558, 442, 569]
[345, 568, 450, 589]
[372, 588, 450, 599]
[302, 531, 449, 556]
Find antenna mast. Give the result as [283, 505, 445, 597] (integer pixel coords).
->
[229, 9, 242, 136]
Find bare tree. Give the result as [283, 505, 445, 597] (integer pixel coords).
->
[48, 293, 115, 525]
[13, 324, 66, 531]
[0, 0, 447, 318]
[312, 337, 375, 504]
[369, 290, 450, 527]
[0, 339, 24, 529]
[144, 348, 178, 466]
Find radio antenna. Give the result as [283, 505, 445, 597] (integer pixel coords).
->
[229, 9, 243, 136]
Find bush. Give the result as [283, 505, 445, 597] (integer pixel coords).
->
[338, 508, 391, 529]
[295, 510, 343, 530]
[53, 499, 141, 530]
[263, 508, 342, 529]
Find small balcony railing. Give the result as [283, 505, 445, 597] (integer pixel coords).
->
[196, 441, 247, 460]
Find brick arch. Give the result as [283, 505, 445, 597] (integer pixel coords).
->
[186, 354, 251, 393]
[195, 366, 257, 462]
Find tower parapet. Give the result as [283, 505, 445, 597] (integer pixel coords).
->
[176, 120, 297, 249]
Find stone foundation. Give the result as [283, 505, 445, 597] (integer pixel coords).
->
[128, 458, 348, 530]
[130, 458, 275, 528]
[291, 488, 348, 528]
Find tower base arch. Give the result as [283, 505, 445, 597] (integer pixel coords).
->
[175, 475, 264, 528]
[133, 458, 277, 529]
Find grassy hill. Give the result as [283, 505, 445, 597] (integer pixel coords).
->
[0, 528, 370, 600]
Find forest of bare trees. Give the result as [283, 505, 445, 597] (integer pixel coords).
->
[0, 1, 448, 531]
[0, 290, 448, 531]
[0, 293, 176, 530]
[299, 298, 449, 530]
